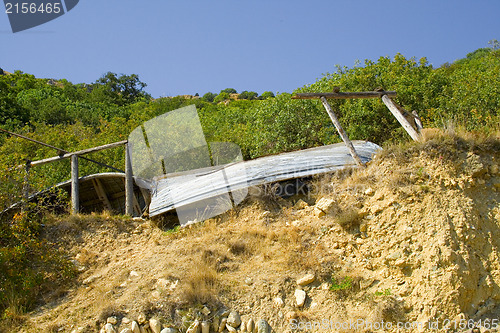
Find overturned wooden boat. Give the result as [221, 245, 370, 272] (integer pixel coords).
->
[147, 140, 380, 223]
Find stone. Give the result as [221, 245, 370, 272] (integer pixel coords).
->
[364, 187, 375, 196]
[160, 329, 177, 333]
[201, 306, 211, 316]
[105, 323, 117, 333]
[273, 296, 284, 307]
[107, 317, 118, 325]
[286, 311, 298, 320]
[201, 321, 210, 333]
[130, 270, 140, 279]
[314, 207, 326, 218]
[218, 318, 227, 333]
[122, 317, 131, 324]
[295, 289, 306, 307]
[226, 324, 237, 332]
[294, 199, 308, 209]
[359, 223, 368, 233]
[297, 273, 315, 286]
[240, 320, 247, 332]
[137, 313, 147, 324]
[150, 318, 162, 333]
[131, 321, 140, 333]
[315, 197, 338, 214]
[245, 277, 253, 285]
[212, 317, 219, 331]
[246, 318, 255, 333]
[186, 320, 200, 333]
[227, 310, 241, 328]
[256, 319, 271, 333]
[120, 329, 132, 333]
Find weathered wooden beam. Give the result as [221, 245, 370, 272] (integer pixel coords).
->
[28, 140, 128, 167]
[71, 154, 79, 214]
[125, 144, 134, 216]
[320, 96, 365, 167]
[92, 178, 113, 212]
[292, 91, 397, 100]
[381, 95, 422, 141]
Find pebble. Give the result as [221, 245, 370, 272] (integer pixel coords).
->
[107, 317, 118, 325]
[201, 306, 211, 316]
[245, 277, 253, 285]
[186, 320, 200, 333]
[218, 318, 227, 333]
[297, 273, 315, 286]
[246, 318, 255, 333]
[122, 317, 131, 324]
[240, 320, 247, 332]
[273, 296, 284, 307]
[212, 317, 219, 332]
[160, 329, 177, 333]
[295, 289, 306, 307]
[137, 314, 147, 324]
[257, 319, 271, 333]
[150, 318, 162, 333]
[120, 329, 132, 333]
[227, 311, 241, 328]
[105, 323, 117, 333]
[226, 324, 237, 332]
[201, 321, 210, 333]
[131, 321, 140, 333]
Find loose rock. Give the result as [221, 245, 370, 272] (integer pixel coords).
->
[218, 318, 227, 333]
[186, 320, 200, 333]
[226, 324, 237, 332]
[120, 329, 132, 333]
[297, 273, 315, 286]
[107, 317, 118, 325]
[201, 321, 210, 333]
[150, 318, 162, 333]
[131, 321, 140, 333]
[246, 318, 255, 333]
[105, 323, 117, 333]
[256, 319, 271, 333]
[295, 289, 306, 307]
[160, 328, 177, 333]
[227, 311, 241, 328]
[137, 313, 147, 324]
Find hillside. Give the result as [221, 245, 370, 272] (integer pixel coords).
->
[7, 129, 499, 333]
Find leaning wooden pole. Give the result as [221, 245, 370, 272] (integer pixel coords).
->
[125, 143, 134, 217]
[320, 96, 365, 167]
[71, 154, 79, 214]
[381, 95, 421, 141]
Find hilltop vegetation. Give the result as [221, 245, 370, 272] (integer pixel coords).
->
[0, 44, 499, 324]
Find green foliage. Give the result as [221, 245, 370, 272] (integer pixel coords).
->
[201, 92, 216, 102]
[330, 276, 353, 292]
[220, 88, 237, 94]
[375, 288, 392, 296]
[238, 90, 258, 100]
[260, 91, 275, 99]
[0, 210, 76, 320]
[213, 92, 230, 104]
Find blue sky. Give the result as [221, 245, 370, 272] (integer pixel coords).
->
[1, 0, 499, 98]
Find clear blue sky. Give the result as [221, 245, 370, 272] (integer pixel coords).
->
[1, 0, 499, 98]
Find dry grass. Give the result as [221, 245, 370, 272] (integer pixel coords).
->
[179, 263, 221, 307]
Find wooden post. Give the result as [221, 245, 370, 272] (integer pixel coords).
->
[320, 96, 365, 167]
[125, 143, 134, 216]
[412, 110, 423, 131]
[22, 161, 31, 212]
[71, 154, 79, 214]
[381, 95, 421, 141]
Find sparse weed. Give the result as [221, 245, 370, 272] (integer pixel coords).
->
[374, 289, 392, 297]
[330, 276, 353, 292]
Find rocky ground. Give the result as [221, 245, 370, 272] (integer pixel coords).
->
[13, 130, 500, 333]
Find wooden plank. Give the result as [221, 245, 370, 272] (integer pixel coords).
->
[92, 178, 113, 212]
[320, 96, 364, 167]
[29, 140, 128, 167]
[148, 141, 380, 217]
[71, 154, 79, 214]
[381, 95, 421, 141]
[292, 91, 397, 100]
[412, 110, 424, 131]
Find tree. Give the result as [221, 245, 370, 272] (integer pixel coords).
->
[202, 92, 217, 103]
[221, 88, 237, 94]
[238, 91, 258, 100]
[260, 91, 275, 99]
[91, 72, 150, 105]
[214, 92, 230, 103]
